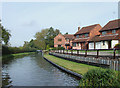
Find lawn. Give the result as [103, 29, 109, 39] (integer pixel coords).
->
[44, 54, 100, 75]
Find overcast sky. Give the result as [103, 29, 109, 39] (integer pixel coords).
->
[1, 2, 118, 47]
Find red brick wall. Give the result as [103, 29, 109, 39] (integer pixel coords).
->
[54, 34, 66, 48]
[89, 24, 102, 39]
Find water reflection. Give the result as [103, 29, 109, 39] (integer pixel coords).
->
[2, 71, 12, 87]
[2, 54, 79, 86]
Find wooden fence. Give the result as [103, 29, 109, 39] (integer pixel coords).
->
[50, 49, 120, 71]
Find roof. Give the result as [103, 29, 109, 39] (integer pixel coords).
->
[89, 35, 119, 42]
[100, 19, 120, 32]
[72, 38, 88, 43]
[63, 34, 75, 39]
[74, 24, 100, 35]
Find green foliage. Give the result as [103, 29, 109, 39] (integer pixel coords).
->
[2, 45, 36, 55]
[80, 69, 120, 87]
[114, 43, 120, 49]
[50, 47, 65, 50]
[34, 27, 61, 50]
[46, 45, 50, 50]
[0, 22, 11, 45]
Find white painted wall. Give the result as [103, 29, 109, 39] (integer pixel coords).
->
[89, 42, 94, 49]
[111, 40, 119, 48]
[96, 42, 101, 49]
[101, 41, 108, 49]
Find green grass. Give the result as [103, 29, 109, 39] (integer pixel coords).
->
[44, 54, 100, 75]
[2, 52, 36, 64]
[2, 52, 36, 59]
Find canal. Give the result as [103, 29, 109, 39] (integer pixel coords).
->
[2, 53, 80, 86]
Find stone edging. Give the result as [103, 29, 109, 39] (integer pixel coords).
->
[43, 57, 82, 78]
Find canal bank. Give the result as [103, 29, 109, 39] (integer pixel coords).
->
[43, 54, 100, 76]
[2, 52, 36, 64]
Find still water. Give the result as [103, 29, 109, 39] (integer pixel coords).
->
[2, 53, 80, 86]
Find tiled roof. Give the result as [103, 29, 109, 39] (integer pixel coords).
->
[100, 19, 120, 32]
[72, 38, 88, 43]
[74, 24, 100, 35]
[63, 34, 75, 39]
[89, 34, 119, 42]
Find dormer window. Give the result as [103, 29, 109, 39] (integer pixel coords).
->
[76, 35, 79, 38]
[102, 31, 107, 35]
[112, 30, 116, 34]
[85, 34, 88, 37]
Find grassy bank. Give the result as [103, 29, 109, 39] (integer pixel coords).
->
[3, 52, 36, 58]
[44, 54, 100, 75]
[2, 52, 36, 63]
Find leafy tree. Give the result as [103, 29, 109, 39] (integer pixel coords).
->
[34, 27, 61, 50]
[0, 21, 11, 45]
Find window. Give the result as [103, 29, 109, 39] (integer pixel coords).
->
[85, 34, 88, 37]
[58, 39, 62, 41]
[102, 31, 107, 35]
[76, 35, 79, 38]
[112, 30, 116, 34]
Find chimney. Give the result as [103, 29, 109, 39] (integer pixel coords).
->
[78, 27, 80, 31]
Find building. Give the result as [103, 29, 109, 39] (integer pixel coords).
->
[88, 19, 120, 49]
[54, 33, 75, 49]
[72, 24, 102, 49]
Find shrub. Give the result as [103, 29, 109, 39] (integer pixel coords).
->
[2, 45, 37, 55]
[57, 47, 65, 50]
[79, 69, 119, 87]
[50, 47, 65, 50]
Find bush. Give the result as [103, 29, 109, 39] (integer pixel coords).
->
[79, 69, 119, 87]
[57, 47, 65, 50]
[50, 47, 65, 50]
[2, 45, 37, 55]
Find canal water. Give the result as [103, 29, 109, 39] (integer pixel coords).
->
[2, 53, 80, 86]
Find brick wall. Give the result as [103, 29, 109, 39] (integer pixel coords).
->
[89, 24, 102, 40]
[54, 34, 66, 48]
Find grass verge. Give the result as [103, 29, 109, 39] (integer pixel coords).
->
[2, 52, 36, 63]
[44, 54, 100, 75]
[2, 52, 36, 58]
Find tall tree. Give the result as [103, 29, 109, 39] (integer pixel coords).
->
[35, 29, 49, 49]
[34, 27, 61, 50]
[0, 20, 11, 45]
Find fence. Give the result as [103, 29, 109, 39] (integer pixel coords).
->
[50, 49, 120, 71]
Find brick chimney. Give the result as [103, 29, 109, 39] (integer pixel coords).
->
[78, 27, 80, 31]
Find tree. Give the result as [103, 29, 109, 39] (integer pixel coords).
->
[35, 29, 49, 49]
[34, 27, 61, 50]
[0, 21, 11, 45]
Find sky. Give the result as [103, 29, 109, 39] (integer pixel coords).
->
[1, 2, 119, 47]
